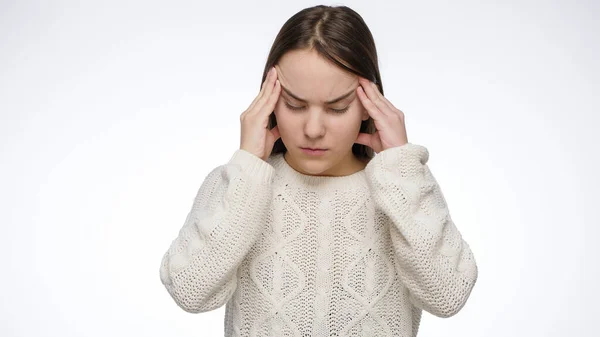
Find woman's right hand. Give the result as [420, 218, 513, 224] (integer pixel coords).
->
[239, 66, 282, 162]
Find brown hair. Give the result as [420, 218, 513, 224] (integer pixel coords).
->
[262, 5, 384, 161]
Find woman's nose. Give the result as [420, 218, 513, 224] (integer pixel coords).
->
[303, 111, 326, 138]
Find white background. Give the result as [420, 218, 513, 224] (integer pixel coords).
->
[1, 0, 598, 336]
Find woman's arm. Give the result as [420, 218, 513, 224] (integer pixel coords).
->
[159, 149, 274, 313]
[364, 143, 478, 318]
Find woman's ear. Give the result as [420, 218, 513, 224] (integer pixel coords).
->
[361, 109, 370, 121]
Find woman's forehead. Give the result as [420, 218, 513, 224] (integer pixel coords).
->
[275, 55, 357, 103]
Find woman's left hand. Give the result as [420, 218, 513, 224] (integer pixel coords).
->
[355, 76, 409, 153]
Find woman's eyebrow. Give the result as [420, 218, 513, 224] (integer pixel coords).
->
[280, 84, 356, 104]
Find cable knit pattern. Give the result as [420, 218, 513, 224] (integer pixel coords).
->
[364, 143, 478, 319]
[159, 142, 478, 336]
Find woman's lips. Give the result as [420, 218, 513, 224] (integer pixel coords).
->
[301, 148, 327, 156]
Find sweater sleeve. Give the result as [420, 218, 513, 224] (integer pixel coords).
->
[364, 143, 478, 318]
[159, 149, 274, 313]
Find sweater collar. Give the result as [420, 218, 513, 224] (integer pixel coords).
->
[268, 152, 368, 190]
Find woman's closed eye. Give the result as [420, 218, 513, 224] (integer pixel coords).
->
[284, 101, 350, 114]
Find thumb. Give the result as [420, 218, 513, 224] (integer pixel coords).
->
[355, 132, 373, 147]
[269, 125, 280, 141]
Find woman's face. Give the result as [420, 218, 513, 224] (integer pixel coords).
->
[273, 48, 369, 177]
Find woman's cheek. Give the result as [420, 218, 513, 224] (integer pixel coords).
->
[331, 112, 355, 129]
[273, 102, 284, 121]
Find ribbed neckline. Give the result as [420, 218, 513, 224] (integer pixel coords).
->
[268, 152, 368, 190]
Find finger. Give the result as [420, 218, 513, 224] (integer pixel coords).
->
[355, 131, 382, 153]
[249, 68, 278, 116]
[269, 124, 280, 140]
[357, 85, 386, 121]
[366, 79, 405, 118]
[258, 67, 277, 103]
[358, 77, 394, 116]
[246, 67, 276, 115]
[262, 79, 281, 118]
[368, 80, 401, 115]
[355, 132, 373, 147]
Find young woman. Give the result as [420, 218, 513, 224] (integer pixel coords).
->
[159, 5, 478, 336]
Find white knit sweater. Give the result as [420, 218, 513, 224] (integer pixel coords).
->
[159, 143, 478, 336]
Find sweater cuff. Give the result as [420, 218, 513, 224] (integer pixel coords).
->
[228, 149, 275, 184]
[370, 143, 429, 177]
